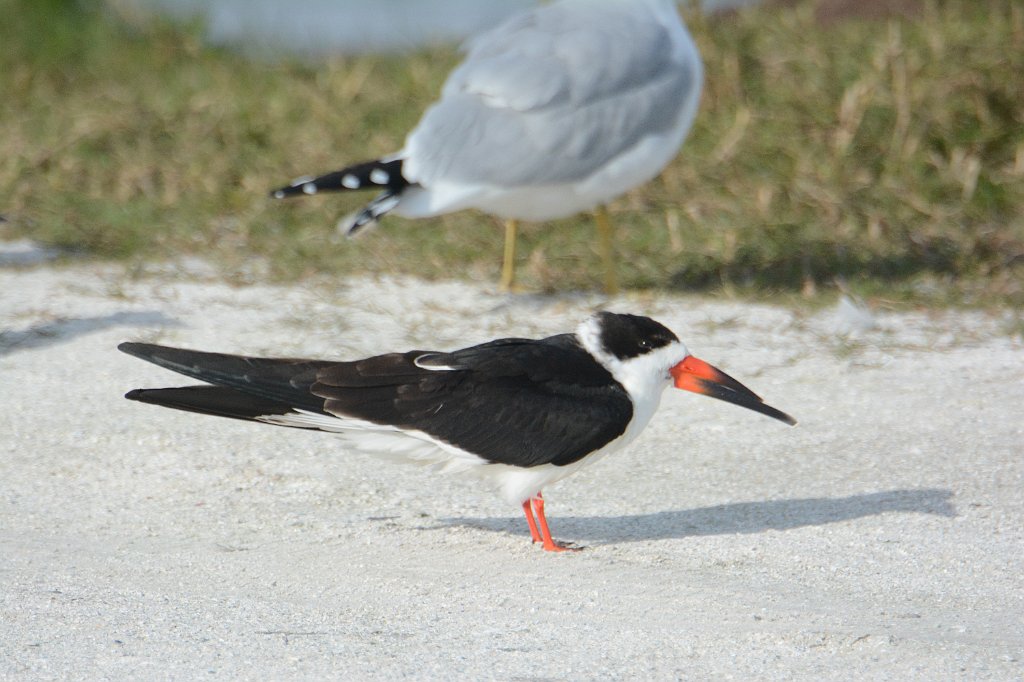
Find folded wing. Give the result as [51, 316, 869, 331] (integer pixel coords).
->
[119, 336, 633, 469]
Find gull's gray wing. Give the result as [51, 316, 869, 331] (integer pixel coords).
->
[446, 0, 678, 110]
[402, 0, 701, 187]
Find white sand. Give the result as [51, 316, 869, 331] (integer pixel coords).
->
[2, 250, 1022, 680]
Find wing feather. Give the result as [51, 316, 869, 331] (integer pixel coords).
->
[120, 336, 633, 469]
[118, 342, 333, 413]
[313, 335, 632, 468]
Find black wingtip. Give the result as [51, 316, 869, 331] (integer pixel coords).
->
[270, 160, 408, 202]
[118, 341, 142, 357]
[124, 387, 166, 404]
[118, 341, 160, 361]
[268, 173, 322, 199]
[269, 183, 308, 199]
[778, 410, 798, 427]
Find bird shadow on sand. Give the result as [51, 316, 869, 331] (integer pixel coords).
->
[0, 311, 180, 356]
[440, 489, 956, 546]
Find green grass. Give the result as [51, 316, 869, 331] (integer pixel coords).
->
[2, 0, 1023, 305]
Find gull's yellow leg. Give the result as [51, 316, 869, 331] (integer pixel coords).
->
[500, 219, 518, 292]
[595, 205, 619, 295]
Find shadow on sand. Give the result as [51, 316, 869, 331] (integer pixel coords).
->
[441, 489, 956, 545]
[0, 311, 180, 356]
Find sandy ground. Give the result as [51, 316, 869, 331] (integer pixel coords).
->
[2, 244, 1022, 680]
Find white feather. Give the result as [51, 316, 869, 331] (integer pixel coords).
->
[258, 409, 586, 501]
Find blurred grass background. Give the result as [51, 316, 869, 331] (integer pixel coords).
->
[2, 0, 1022, 305]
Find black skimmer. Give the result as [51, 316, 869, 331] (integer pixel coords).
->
[270, 0, 703, 293]
[119, 312, 793, 551]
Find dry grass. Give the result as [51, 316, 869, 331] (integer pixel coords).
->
[2, 0, 1022, 305]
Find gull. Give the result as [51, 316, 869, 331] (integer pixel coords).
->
[119, 312, 794, 552]
[271, 0, 703, 293]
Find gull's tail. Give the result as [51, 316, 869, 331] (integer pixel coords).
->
[270, 158, 411, 235]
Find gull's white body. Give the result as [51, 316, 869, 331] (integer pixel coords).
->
[388, 0, 703, 222]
